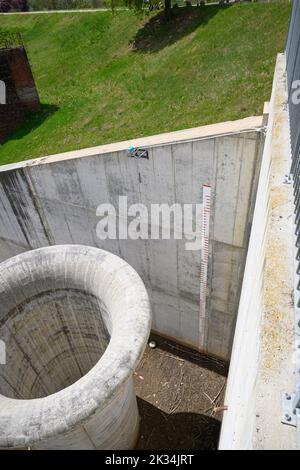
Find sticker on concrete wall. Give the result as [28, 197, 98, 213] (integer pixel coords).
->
[199, 184, 211, 349]
[0, 340, 6, 365]
[0, 80, 6, 105]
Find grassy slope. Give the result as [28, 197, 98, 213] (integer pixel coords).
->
[0, 2, 291, 164]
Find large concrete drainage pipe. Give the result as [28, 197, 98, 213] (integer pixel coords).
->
[0, 245, 151, 449]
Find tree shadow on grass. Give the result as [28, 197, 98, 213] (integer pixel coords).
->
[131, 5, 230, 53]
[3, 103, 59, 144]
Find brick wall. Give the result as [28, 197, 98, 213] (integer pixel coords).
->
[0, 46, 40, 144]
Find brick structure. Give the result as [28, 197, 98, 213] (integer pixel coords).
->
[0, 44, 40, 144]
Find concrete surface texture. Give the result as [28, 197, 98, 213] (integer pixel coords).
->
[0, 117, 264, 360]
[0, 245, 151, 449]
[219, 53, 296, 449]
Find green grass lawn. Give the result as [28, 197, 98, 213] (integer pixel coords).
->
[0, 2, 291, 164]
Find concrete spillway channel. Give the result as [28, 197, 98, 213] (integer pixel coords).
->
[0, 245, 151, 449]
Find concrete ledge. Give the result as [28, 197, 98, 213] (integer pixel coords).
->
[0, 115, 263, 172]
[219, 53, 296, 450]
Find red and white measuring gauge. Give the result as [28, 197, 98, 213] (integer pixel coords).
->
[199, 184, 211, 348]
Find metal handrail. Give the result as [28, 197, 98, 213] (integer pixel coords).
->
[285, 0, 300, 448]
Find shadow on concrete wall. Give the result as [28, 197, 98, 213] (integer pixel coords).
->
[3, 103, 59, 143]
[150, 333, 229, 377]
[131, 5, 229, 53]
[136, 398, 221, 450]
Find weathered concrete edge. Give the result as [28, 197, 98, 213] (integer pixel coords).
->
[253, 53, 295, 450]
[219, 53, 296, 449]
[0, 115, 263, 172]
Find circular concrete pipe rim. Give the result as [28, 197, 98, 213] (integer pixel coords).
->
[0, 245, 151, 447]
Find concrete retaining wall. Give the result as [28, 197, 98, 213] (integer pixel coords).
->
[0, 117, 264, 360]
[219, 54, 296, 449]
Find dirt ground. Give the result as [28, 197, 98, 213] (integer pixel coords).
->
[134, 334, 228, 450]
